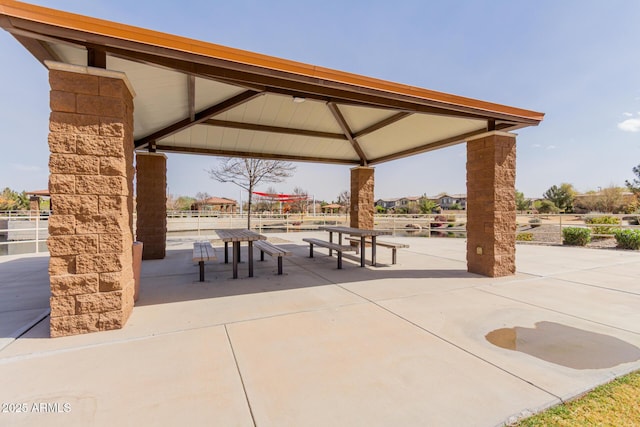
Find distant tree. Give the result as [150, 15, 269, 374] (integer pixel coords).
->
[195, 192, 211, 203]
[626, 164, 640, 196]
[597, 186, 624, 213]
[515, 190, 530, 212]
[0, 187, 29, 211]
[375, 205, 386, 214]
[176, 196, 196, 211]
[535, 199, 560, 214]
[207, 158, 296, 228]
[290, 186, 308, 214]
[543, 183, 576, 212]
[419, 199, 438, 214]
[336, 190, 350, 214]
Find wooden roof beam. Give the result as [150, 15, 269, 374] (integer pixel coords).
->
[327, 102, 368, 166]
[135, 90, 262, 148]
[153, 145, 359, 165]
[203, 119, 347, 140]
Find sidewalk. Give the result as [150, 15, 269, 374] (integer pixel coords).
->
[1, 232, 639, 426]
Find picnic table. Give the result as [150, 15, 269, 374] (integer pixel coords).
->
[215, 229, 266, 279]
[320, 226, 391, 267]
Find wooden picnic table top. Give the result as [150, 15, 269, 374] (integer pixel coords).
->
[320, 226, 391, 237]
[215, 229, 267, 242]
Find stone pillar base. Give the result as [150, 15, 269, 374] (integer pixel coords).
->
[46, 62, 136, 337]
[466, 132, 517, 277]
[136, 152, 167, 259]
[350, 167, 374, 229]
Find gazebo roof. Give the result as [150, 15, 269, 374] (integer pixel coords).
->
[0, 1, 543, 166]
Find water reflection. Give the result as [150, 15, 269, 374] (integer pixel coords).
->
[486, 321, 640, 369]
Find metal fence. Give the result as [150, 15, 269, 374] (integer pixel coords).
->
[2, 210, 638, 256]
[0, 211, 50, 256]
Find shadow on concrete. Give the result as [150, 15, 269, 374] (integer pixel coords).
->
[0, 255, 50, 342]
[135, 244, 479, 307]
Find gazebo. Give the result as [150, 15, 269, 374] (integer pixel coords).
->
[0, 0, 544, 337]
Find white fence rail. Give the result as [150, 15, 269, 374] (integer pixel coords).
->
[2, 211, 638, 256]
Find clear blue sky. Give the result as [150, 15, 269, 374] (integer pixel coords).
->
[1, 0, 639, 202]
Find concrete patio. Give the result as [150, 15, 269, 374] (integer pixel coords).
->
[1, 232, 639, 426]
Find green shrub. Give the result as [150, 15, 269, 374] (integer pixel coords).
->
[563, 227, 591, 246]
[614, 229, 640, 250]
[585, 216, 621, 235]
[529, 218, 542, 228]
[516, 232, 533, 241]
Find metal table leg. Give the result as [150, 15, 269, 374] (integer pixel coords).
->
[248, 241, 254, 277]
[360, 235, 366, 267]
[232, 242, 239, 279]
[371, 235, 377, 266]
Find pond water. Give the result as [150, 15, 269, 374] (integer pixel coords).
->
[485, 321, 640, 369]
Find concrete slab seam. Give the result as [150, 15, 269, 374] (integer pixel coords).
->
[330, 282, 563, 403]
[224, 324, 257, 427]
[0, 308, 50, 353]
[476, 287, 640, 336]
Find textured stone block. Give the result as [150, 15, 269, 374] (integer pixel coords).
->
[48, 215, 75, 236]
[99, 118, 125, 137]
[100, 157, 128, 176]
[50, 273, 99, 296]
[75, 291, 122, 314]
[50, 314, 100, 338]
[76, 175, 126, 196]
[48, 133, 77, 154]
[49, 256, 76, 275]
[47, 235, 98, 256]
[50, 295, 76, 316]
[98, 310, 126, 330]
[49, 174, 75, 194]
[98, 234, 126, 253]
[75, 214, 127, 235]
[76, 253, 124, 274]
[50, 112, 100, 135]
[99, 272, 123, 292]
[76, 135, 126, 157]
[49, 154, 99, 175]
[50, 194, 99, 215]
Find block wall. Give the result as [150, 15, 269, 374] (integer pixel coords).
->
[135, 153, 167, 260]
[47, 65, 135, 337]
[466, 132, 517, 277]
[350, 167, 374, 229]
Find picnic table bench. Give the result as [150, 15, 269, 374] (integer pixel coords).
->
[302, 238, 356, 269]
[345, 237, 409, 264]
[193, 241, 217, 281]
[254, 240, 292, 275]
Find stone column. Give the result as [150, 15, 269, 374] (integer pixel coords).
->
[350, 167, 374, 229]
[47, 62, 136, 337]
[466, 131, 517, 277]
[135, 152, 167, 259]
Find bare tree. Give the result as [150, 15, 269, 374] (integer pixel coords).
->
[290, 186, 308, 214]
[207, 158, 296, 228]
[336, 190, 350, 214]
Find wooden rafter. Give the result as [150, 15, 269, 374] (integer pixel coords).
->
[369, 123, 515, 165]
[154, 145, 359, 165]
[134, 90, 262, 148]
[203, 119, 347, 140]
[353, 112, 412, 138]
[187, 75, 196, 121]
[327, 102, 368, 165]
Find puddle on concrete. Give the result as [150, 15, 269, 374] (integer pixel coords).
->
[485, 321, 640, 369]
